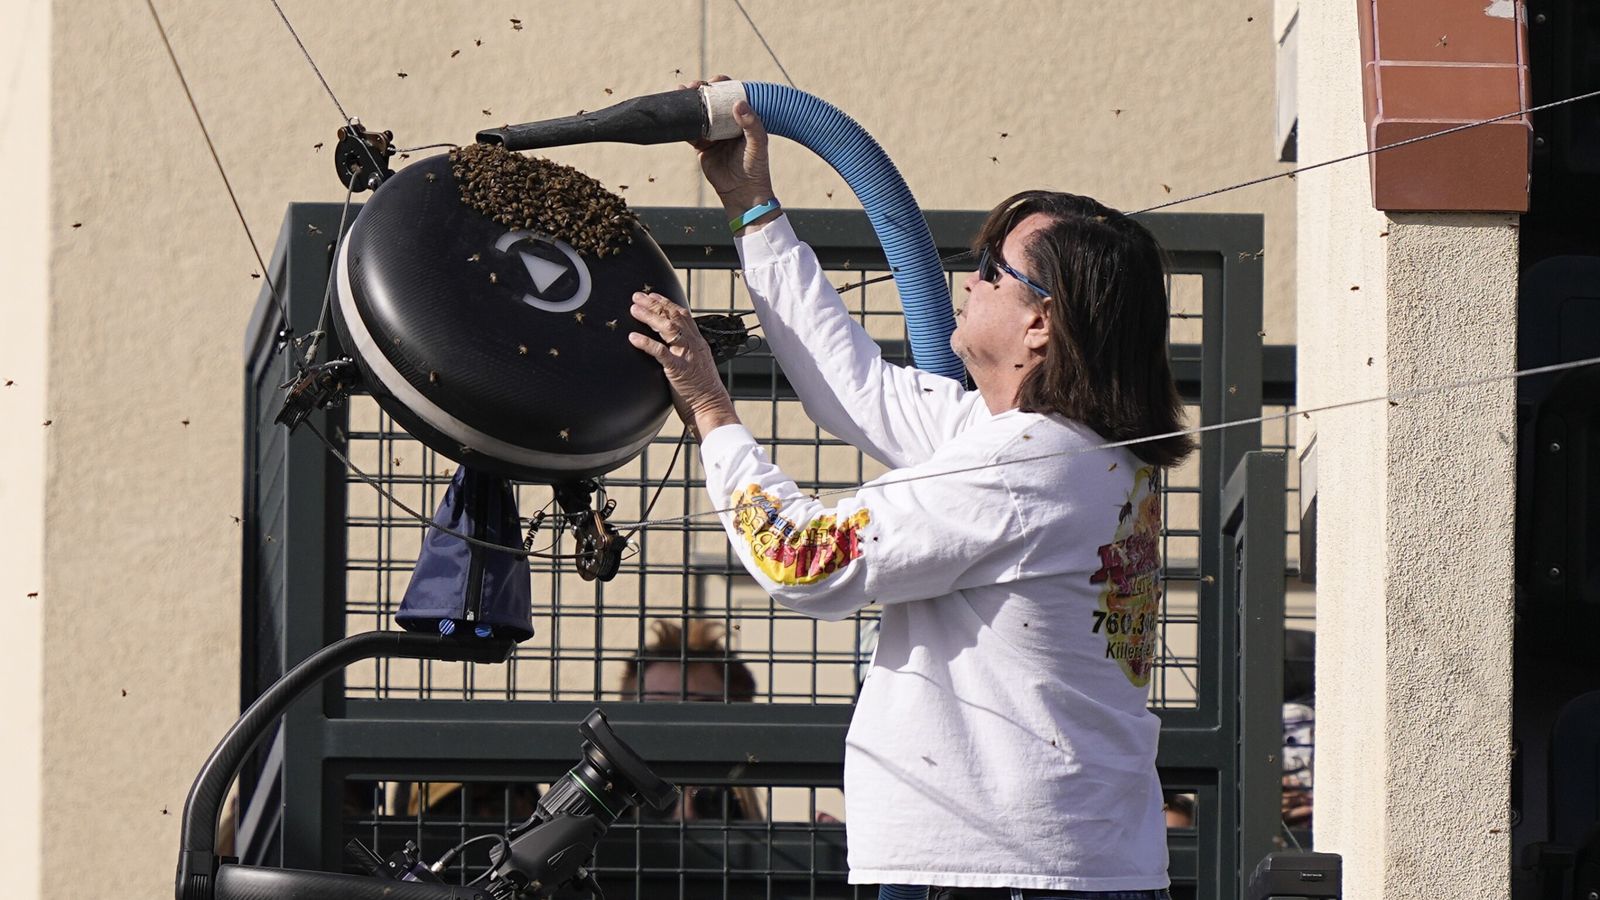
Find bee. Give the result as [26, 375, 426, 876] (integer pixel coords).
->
[482, 108, 492, 116]
[647, 175, 656, 182]
[181, 418, 191, 426]
[682, 224, 695, 234]
[467, 253, 480, 262]
[428, 370, 440, 385]
[489, 272, 498, 283]
[313, 142, 323, 151]
[42, 419, 52, 426]
[989, 156, 998, 163]
[510, 17, 523, 29]
[548, 348, 559, 357]
[1112, 108, 1123, 116]
[604, 87, 614, 95]
[1162, 184, 1172, 194]
[425, 172, 436, 182]
[559, 428, 571, 441]
[618, 184, 628, 191]
[1350, 285, 1360, 291]
[475, 38, 483, 46]
[574, 312, 586, 324]
[307, 224, 322, 235]
[396, 71, 408, 78]
[250, 272, 260, 279]
[1108, 462, 1118, 472]
[606, 320, 618, 330]
[451, 49, 460, 58]
[517, 344, 528, 355]
[1000, 132, 1009, 138]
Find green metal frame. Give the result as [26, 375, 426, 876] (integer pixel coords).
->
[239, 203, 1284, 898]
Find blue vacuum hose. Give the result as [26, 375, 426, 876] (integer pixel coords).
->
[479, 82, 965, 382]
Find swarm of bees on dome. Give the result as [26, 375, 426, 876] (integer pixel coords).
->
[449, 142, 637, 258]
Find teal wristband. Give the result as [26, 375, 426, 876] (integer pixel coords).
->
[728, 198, 781, 234]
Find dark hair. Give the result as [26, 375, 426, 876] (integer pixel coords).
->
[975, 190, 1195, 468]
[620, 619, 756, 702]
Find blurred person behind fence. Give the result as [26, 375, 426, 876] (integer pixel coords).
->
[620, 619, 762, 821]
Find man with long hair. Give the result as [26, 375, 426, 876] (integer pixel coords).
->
[625, 81, 1191, 900]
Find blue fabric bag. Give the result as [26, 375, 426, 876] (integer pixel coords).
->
[396, 465, 534, 642]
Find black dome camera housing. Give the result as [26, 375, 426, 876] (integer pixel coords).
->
[333, 153, 682, 483]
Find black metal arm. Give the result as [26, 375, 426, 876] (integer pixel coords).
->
[176, 631, 515, 900]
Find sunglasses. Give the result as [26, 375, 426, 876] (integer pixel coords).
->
[976, 246, 1051, 299]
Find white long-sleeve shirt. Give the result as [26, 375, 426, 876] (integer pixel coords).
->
[698, 216, 1169, 891]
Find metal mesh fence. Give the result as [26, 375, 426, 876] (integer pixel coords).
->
[282, 207, 1289, 899]
[341, 777, 859, 898]
[336, 260, 1264, 713]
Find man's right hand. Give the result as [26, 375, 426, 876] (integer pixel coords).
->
[678, 76, 778, 220]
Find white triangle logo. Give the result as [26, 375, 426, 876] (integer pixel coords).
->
[522, 253, 568, 294]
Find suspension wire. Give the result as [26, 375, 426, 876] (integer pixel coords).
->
[302, 419, 595, 562]
[1130, 87, 1600, 215]
[611, 354, 1600, 532]
[729, 0, 796, 88]
[395, 141, 461, 155]
[264, 0, 389, 182]
[144, 0, 289, 329]
[266, 0, 349, 122]
[832, 87, 1600, 294]
[297, 178, 354, 368]
[622, 426, 690, 543]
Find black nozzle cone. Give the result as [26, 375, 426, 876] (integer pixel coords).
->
[478, 89, 708, 151]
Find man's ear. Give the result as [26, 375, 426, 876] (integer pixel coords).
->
[1022, 305, 1051, 351]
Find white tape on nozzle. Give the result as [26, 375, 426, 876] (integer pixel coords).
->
[701, 81, 749, 141]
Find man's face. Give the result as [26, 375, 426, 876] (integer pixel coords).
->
[952, 213, 1052, 384]
[638, 661, 728, 701]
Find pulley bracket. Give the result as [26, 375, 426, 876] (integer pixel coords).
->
[335, 120, 396, 192]
[553, 480, 624, 582]
[276, 358, 361, 432]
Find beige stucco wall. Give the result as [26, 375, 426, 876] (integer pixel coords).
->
[1296, 1, 1516, 896]
[19, 1, 1294, 897]
[0, 1, 49, 898]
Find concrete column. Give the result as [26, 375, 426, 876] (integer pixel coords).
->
[1297, 2, 1517, 897]
[0, 1, 51, 898]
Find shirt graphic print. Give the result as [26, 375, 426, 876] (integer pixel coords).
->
[1089, 466, 1163, 686]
